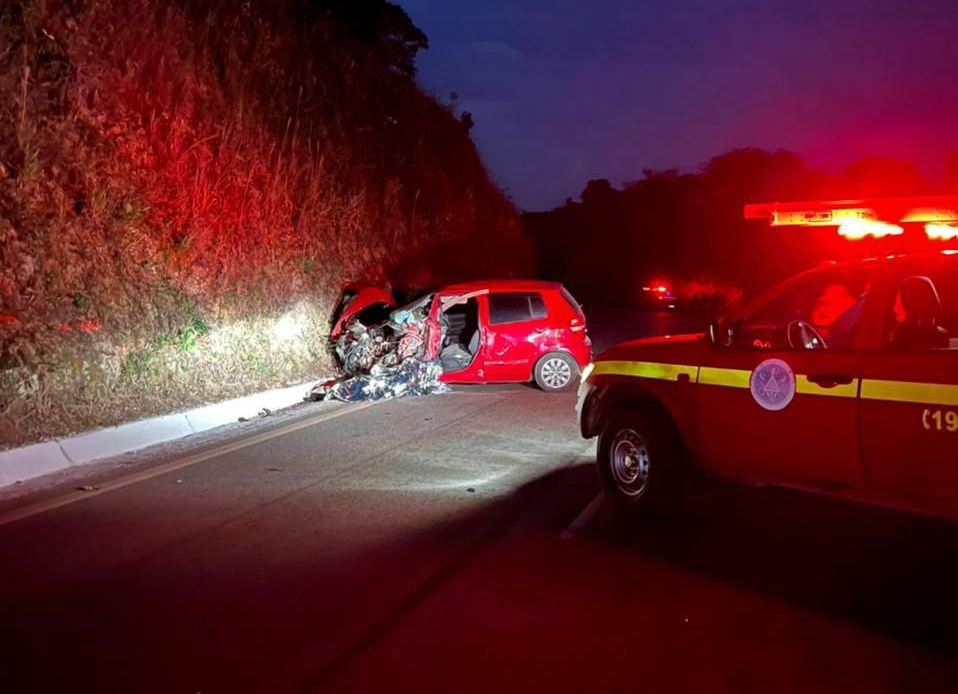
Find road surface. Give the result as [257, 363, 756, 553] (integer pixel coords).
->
[2, 312, 958, 692]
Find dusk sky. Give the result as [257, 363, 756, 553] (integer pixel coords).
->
[400, 0, 958, 211]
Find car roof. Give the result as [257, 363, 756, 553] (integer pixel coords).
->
[438, 279, 562, 294]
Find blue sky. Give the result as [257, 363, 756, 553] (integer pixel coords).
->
[400, 0, 958, 211]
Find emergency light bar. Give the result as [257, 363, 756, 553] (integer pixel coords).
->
[744, 195, 958, 226]
[744, 195, 958, 240]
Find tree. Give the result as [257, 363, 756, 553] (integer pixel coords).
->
[580, 178, 616, 206]
[305, 0, 428, 76]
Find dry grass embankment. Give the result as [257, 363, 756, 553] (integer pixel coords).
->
[0, 0, 532, 448]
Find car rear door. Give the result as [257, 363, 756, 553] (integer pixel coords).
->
[482, 292, 550, 381]
[860, 257, 958, 501]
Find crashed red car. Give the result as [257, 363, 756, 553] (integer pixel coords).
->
[331, 279, 592, 392]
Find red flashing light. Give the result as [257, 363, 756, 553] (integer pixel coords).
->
[745, 196, 958, 227]
[746, 196, 958, 243]
[837, 219, 904, 240]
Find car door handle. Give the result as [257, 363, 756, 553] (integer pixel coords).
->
[807, 373, 854, 388]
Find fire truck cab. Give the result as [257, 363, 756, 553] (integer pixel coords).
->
[576, 196, 958, 520]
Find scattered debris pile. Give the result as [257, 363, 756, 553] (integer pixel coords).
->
[309, 295, 450, 402]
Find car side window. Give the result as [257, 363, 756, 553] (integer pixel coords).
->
[489, 293, 547, 325]
[734, 268, 875, 350]
[884, 263, 957, 351]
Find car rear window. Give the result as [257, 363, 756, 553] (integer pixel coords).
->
[489, 292, 548, 325]
[559, 286, 585, 318]
[530, 294, 548, 319]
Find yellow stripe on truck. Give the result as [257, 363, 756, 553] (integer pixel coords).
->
[795, 376, 860, 399]
[861, 379, 958, 407]
[593, 360, 698, 382]
[697, 366, 750, 389]
[594, 359, 957, 405]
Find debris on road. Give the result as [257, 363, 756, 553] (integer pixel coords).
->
[311, 356, 448, 403]
[76, 485, 98, 492]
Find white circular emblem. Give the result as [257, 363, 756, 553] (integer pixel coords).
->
[749, 358, 796, 411]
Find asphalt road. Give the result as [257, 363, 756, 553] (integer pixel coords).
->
[3, 311, 958, 693]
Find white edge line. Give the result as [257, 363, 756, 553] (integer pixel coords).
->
[0, 402, 374, 528]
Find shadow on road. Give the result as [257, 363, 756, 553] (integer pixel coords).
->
[582, 474, 958, 655]
[7, 457, 958, 693]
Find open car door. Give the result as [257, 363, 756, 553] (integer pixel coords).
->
[427, 290, 489, 366]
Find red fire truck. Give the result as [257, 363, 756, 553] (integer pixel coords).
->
[576, 196, 958, 520]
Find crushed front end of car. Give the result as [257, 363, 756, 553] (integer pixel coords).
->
[311, 293, 450, 403]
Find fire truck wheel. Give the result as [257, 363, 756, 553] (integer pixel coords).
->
[597, 407, 683, 515]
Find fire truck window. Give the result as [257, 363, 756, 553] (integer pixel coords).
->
[736, 269, 874, 350]
[886, 265, 957, 350]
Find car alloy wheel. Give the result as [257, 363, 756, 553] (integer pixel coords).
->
[536, 352, 577, 392]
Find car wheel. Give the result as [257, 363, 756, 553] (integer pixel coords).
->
[534, 352, 578, 392]
[597, 408, 684, 516]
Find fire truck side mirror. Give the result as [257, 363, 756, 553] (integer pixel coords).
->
[707, 317, 734, 348]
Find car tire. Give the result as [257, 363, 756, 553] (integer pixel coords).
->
[597, 407, 684, 516]
[533, 352, 578, 392]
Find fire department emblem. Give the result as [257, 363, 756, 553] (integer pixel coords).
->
[749, 358, 796, 411]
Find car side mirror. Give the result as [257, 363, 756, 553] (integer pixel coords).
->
[707, 317, 734, 348]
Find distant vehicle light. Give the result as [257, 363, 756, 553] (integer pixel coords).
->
[837, 219, 904, 240]
[656, 285, 668, 293]
[926, 223, 958, 241]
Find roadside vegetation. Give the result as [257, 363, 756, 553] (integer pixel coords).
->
[0, 0, 532, 447]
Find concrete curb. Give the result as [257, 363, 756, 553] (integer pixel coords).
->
[0, 381, 316, 488]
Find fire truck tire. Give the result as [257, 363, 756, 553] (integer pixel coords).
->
[597, 407, 683, 515]
[533, 352, 578, 392]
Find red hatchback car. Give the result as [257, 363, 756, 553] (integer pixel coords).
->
[332, 280, 593, 391]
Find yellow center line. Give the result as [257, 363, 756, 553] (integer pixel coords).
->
[0, 402, 374, 528]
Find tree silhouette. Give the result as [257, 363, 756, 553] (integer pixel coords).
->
[523, 149, 945, 310]
[303, 0, 428, 76]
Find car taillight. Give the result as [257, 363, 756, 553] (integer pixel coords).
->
[570, 318, 586, 333]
